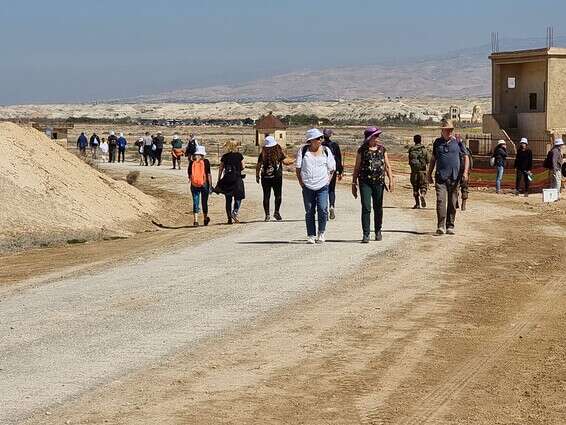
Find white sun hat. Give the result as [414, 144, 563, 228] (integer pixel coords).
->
[519, 137, 528, 145]
[264, 136, 277, 147]
[110, 131, 115, 136]
[305, 128, 324, 142]
[194, 145, 207, 156]
[554, 138, 564, 146]
[173, 134, 179, 140]
[119, 132, 124, 137]
[496, 140, 506, 146]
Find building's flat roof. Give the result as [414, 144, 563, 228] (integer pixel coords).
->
[490, 47, 566, 61]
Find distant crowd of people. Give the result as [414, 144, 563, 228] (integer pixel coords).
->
[76, 121, 564, 242]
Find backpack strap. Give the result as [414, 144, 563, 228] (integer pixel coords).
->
[301, 145, 329, 159]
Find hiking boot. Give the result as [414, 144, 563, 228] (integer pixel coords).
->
[204, 216, 210, 226]
[264, 215, 271, 222]
[362, 235, 370, 244]
[274, 211, 282, 221]
[420, 196, 427, 208]
[436, 228, 446, 236]
[193, 221, 199, 227]
[307, 236, 316, 244]
[446, 228, 455, 235]
[375, 231, 383, 241]
[461, 199, 467, 211]
[227, 218, 233, 225]
[413, 195, 420, 209]
[329, 207, 336, 220]
[316, 232, 326, 244]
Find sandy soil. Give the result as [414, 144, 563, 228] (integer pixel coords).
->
[6, 173, 565, 424]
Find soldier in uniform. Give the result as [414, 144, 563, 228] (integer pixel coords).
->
[408, 135, 430, 209]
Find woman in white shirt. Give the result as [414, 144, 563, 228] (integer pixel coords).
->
[295, 128, 336, 244]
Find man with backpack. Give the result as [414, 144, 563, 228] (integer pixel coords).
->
[322, 129, 343, 219]
[296, 128, 336, 244]
[427, 119, 469, 236]
[107, 131, 118, 163]
[544, 138, 564, 196]
[171, 134, 184, 170]
[89, 132, 100, 159]
[408, 135, 430, 209]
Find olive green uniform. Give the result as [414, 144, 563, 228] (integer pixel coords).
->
[408, 144, 430, 198]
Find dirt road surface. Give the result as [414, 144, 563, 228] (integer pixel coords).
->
[2, 163, 566, 424]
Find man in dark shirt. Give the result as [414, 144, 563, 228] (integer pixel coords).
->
[427, 119, 469, 235]
[514, 138, 533, 196]
[152, 131, 165, 166]
[322, 129, 343, 219]
[107, 131, 118, 163]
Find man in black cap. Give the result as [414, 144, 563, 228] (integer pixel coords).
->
[322, 129, 343, 219]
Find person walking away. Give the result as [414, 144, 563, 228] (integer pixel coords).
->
[185, 134, 199, 158]
[76, 132, 88, 157]
[322, 129, 343, 220]
[427, 119, 469, 235]
[492, 140, 507, 194]
[117, 133, 128, 163]
[514, 138, 533, 196]
[171, 135, 184, 170]
[99, 138, 109, 162]
[89, 132, 100, 159]
[142, 132, 153, 166]
[352, 127, 394, 243]
[408, 134, 430, 209]
[107, 131, 118, 163]
[456, 133, 473, 211]
[256, 136, 294, 221]
[188, 146, 212, 226]
[296, 129, 336, 244]
[153, 131, 165, 166]
[135, 137, 145, 165]
[544, 138, 564, 197]
[215, 139, 245, 224]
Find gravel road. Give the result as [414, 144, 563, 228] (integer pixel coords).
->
[0, 164, 422, 423]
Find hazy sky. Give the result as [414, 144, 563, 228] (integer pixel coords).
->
[1, 0, 564, 104]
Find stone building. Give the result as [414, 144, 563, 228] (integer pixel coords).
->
[254, 112, 287, 146]
[483, 47, 566, 157]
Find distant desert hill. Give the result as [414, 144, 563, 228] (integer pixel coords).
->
[123, 37, 566, 103]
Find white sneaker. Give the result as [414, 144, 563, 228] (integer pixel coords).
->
[307, 236, 316, 244]
[316, 232, 326, 244]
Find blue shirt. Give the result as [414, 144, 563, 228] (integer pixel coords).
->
[117, 137, 127, 149]
[433, 137, 465, 182]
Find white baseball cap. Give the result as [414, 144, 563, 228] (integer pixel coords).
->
[555, 138, 564, 146]
[173, 134, 179, 140]
[264, 136, 277, 147]
[519, 137, 528, 145]
[305, 128, 324, 142]
[110, 131, 115, 136]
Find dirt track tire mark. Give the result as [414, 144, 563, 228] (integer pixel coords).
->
[399, 279, 564, 425]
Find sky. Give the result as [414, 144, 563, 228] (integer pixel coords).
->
[1, 0, 565, 104]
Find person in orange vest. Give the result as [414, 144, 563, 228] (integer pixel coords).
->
[188, 145, 212, 226]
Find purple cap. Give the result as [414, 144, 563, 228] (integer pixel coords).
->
[364, 127, 383, 142]
[323, 128, 333, 137]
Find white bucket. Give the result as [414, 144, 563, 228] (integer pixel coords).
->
[543, 188, 559, 203]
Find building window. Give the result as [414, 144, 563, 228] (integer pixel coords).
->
[529, 93, 537, 111]
[507, 77, 516, 89]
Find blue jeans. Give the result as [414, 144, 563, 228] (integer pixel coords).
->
[225, 195, 242, 219]
[191, 185, 209, 215]
[302, 185, 329, 237]
[496, 165, 505, 192]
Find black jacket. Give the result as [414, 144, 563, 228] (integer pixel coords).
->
[493, 145, 507, 167]
[514, 148, 533, 171]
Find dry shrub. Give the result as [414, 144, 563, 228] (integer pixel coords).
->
[126, 171, 140, 185]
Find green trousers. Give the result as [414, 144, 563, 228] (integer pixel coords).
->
[360, 181, 384, 236]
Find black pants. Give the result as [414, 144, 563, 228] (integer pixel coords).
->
[153, 148, 163, 165]
[261, 177, 282, 215]
[516, 170, 530, 193]
[118, 148, 125, 162]
[143, 147, 152, 165]
[329, 173, 337, 208]
[108, 147, 116, 163]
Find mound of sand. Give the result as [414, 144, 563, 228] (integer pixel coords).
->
[0, 123, 157, 252]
